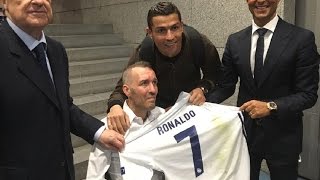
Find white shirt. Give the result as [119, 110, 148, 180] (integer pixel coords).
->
[86, 101, 165, 180]
[250, 15, 279, 75]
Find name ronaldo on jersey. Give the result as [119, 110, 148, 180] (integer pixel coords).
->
[157, 110, 196, 135]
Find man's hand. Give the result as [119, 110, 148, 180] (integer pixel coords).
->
[189, 88, 206, 106]
[98, 129, 125, 151]
[107, 105, 130, 135]
[240, 100, 270, 119]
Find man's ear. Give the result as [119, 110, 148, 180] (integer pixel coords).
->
[145, 27, 152, 39]
[122, 85, 130, 97]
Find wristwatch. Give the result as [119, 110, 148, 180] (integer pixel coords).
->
[266, 101, 277, 111]
[200, 87, 208, 94]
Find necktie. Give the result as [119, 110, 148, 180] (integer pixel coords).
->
[254, 28, 268, 84]
[33, 43, 49, 72]
[33, 43, 54, 87]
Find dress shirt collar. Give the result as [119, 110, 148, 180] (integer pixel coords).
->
[123, 100, 164, 125]
[7, 18, 47, 51]
[252, 15, 279, 35]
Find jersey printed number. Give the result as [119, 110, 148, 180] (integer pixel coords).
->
[174, 125, 204, 177]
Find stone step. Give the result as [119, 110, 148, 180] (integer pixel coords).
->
[50, 34, 124, 48]
[70, 73, 122, 97]
[73, 144, 92, 165]
[73, 92, 111, 117]
[74, 160, 89, 180]
[69, 57, 128, 79]
[73, 114, 107, 180]
[66, 45, 132, 62]
[74, 145, 91, 180]
[45, 24, 113, 36]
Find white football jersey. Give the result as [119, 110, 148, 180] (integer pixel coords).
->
[86, 92, 250, 180]
[120, 92, 249, 180]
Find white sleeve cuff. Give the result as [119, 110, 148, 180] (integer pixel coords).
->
[93, 125, 106, 142]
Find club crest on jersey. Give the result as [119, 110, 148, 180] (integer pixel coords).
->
[120, 167, 125, 175]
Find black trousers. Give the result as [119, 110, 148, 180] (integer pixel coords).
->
[249, 124, 299, 180]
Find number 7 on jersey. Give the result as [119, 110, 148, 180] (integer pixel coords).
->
[174, 125, 204, 177]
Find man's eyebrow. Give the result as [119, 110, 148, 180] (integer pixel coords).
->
[154, 23, 180, 29]
[139, 79, 149, 84]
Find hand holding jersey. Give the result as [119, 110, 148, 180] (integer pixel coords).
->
[240, 100, 271, 119]
[188, 87, 206, 106]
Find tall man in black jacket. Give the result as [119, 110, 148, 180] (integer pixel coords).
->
[0, 0, 124, 179]
[208, 0, 320, 179]
[106, 2, 223, 134]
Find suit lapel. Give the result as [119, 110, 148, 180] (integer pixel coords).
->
[258, 19, 292, 87]
[46, 37, 73, 131]
[46, 38, 67, 110]
[239, 27, 257, 92]
[4, 21, 61, 109]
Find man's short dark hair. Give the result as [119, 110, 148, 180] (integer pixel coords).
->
[122, 61, 153, 84]
[147, 2, 181, 29]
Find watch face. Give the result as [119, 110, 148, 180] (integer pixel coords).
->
[268, 102, 277, 110]
[201, 87, 208, 94]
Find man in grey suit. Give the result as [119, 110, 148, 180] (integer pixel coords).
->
[0, 0, 124, 180]
[208, 0, 319, 179]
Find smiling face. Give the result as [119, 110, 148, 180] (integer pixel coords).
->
[4, 0, 53, 39]
[247, 0, 280, 27]
[147, 13, 183, 58]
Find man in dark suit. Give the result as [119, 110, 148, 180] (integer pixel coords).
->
[208, 0, 320, 179]
[0, 0, 124, 180]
